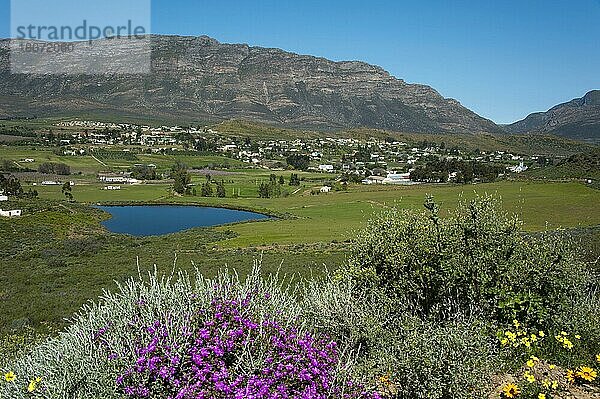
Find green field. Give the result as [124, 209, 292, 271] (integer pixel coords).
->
[29, 179, 600, 247]
[2, 137, 600, 335]
[1, 179, 598, 333]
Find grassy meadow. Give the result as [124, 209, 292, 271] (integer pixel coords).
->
[1, 178, 599, 334]
[1, 143, 600, 335]
[28, 179, 600, 246]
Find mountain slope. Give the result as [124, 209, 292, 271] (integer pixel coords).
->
[0, 35, 501, 134]
[504, 90, 600, 142]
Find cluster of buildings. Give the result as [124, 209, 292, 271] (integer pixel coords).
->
[50, 120, 537, 182]
[97, 172, 139, 185]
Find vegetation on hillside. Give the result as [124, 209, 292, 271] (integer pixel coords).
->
[524, 147, 600, 182]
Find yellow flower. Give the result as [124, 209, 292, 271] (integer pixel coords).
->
[524, 371, 535, 383]
[4, 371, 16, 382]
[530, 334, 537, 342]
[379, 374, 391, 386]
[549, 364, 556, 370]
[563, 339, 573, 350]
[502, 383, 520, 398]
[596, 354, 600, 363]
[566, 369, 575, 383]
[542, 379, 550, 389]
[506, 331, 517, 341]
[526, 359, 535, 368]
[27, 380, 37, 392]
[521, 337, 531, 348]
[538, 330, 545, 338]
[576, 366, 597, 382]
[561, 331, 568, 336]
[501, 338, 509, 346]
[538, 394, 546, 399]
[551, 380, 559, 389]
[575, 334, 581, 339]
[513, 320, 521, 329]
[530, 356, 539, 362]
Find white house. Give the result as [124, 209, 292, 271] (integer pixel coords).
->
[104, 186, 122, 191]
[382, 173, 414, 185]
[508, 162, 528, 173]
[0, 195, 8, 202]
[41, 181, 61, 186]
[318, 164, 335, 173]
[320, 186, 332, 193]
[362, 175, 385, 185]
[0, 209, 22, 217]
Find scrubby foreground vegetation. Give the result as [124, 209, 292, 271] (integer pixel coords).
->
[1, 196, 599, 398]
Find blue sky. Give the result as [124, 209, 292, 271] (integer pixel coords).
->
[1, 0, 599, 124]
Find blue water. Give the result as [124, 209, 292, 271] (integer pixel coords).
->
[97, 205, 269, 236]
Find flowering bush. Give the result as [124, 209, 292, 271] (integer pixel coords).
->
[0, 268, 384, 398]
[111, 294, 379, 399]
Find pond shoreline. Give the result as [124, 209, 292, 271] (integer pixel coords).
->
[89, 200, 292, 220]
[95, 204, 274, 237]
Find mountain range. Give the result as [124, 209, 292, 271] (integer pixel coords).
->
[504, 90, 600, 142]
[0, 35, 597, 142]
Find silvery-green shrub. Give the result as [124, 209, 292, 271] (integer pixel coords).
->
[342, 195, 593, 328]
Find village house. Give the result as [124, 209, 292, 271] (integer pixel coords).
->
[318, 164, 335, 173]
[320, 186, 332, 193]
[508, 162, 528, 173]
[362, 175, 385, 185]
[0, 209, 22, 217]
[382, 173, 414, 185]
[0, 194, 8, 202]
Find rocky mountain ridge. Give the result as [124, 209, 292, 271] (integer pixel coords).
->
[0, 35, 501, 134]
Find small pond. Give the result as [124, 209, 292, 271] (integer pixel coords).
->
[97, 205, 270, 237]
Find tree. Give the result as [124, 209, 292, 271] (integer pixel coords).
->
[171, 161, 188, 175]
[216, 181, 226, 198]
[172, 170, 191, 195]
[0, 173, 23, 196]
[1, 159, 17, 172]
[54, 162, 70, 176]
[131, 165, 157, 180]
[286, 154, 310, 171]
[62, 182, 73, 201]
[289, 173, 301, 186]
[201, 182, 213, 197]
[278, 175, 285, 185]
[258, 182, 271, 198]
[38, 162, 70, 175]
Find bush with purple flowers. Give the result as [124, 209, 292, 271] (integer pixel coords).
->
[112, 293, 379, 399]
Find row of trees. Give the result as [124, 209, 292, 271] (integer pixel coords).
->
[410, 159, 504, 183]
[199, 180, 226, 198]
[170, 162, 228, 198]
[38, 162, 71, 175]
[0, 174, 38, 199]
[258, 174, 285, 198]
[131, 165, 157, 181]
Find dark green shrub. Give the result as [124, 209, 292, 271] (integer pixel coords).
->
[341, 195, 594, 329]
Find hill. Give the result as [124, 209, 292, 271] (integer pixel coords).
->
[0, 35, 501, 135]
[524, 147, 600, 182]
[504, 90, 600, 142]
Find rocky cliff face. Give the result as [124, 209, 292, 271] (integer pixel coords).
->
[0, 35, 501, 134]
[504, 91, 600, 141]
